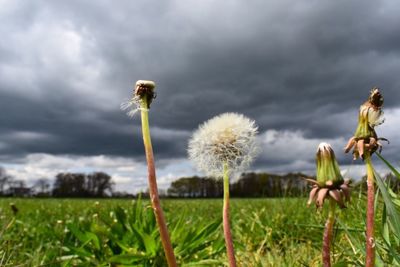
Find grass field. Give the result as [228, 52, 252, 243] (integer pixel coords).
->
[0, 194, 378, 267]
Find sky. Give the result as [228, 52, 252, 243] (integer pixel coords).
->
[1, 0, 399, 193]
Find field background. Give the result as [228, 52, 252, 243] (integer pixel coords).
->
[0, 195, 371, 267]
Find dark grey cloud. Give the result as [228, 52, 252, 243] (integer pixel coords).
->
[1, 0, 399, 173]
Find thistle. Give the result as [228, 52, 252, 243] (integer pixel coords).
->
[188, 113, 259, 267]
[122, 80, 177, 267]
[307, 143, 350, 267]
[344, 87, 387, 267]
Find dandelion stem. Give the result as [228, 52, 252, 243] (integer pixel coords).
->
[140, 97, 177, 267]
[223, 162, 237, 267]
[322, 198, 336, 267]
[365, 151, 375, 267]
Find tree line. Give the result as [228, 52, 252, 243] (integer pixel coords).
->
[167, 172, 400, 198]
[1, 166, 399, 198]
[167, 172, 310, 198]
[0, 167, 113, 197]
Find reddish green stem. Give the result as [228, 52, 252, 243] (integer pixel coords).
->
[322, 199, 335, 267]
[365, 152, 375, 267]
[223, 163, 237, 267]
[140, 98, 177, 267]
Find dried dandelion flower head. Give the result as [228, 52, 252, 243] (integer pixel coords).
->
[307, 143, 350, 209]
[188, 113, 259, 178]
[344, 87, 388, 160]
[121, 80, 157, 117]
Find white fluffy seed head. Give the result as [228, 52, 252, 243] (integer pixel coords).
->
[188, 113, 260, 179]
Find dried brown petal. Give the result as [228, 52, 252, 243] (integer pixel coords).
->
[329, 190, 345, 208]
[357, 139, 365, 159]
[378, 137, 389, 144]
[340, 184, 351, 202]
[369, 137, 376, 147]
[305, 178, 319, 185]
[344, 137, 356, 153]
[308, 187, 319, 206]
[316, 188, 329, 208]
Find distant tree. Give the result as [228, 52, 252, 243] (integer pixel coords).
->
[53, 173, 86, 197]
[7, 180, 31, 197]
[33, 178, 51, 196]
[52, 172, 114, 197]
[231, 172, 310, 197]
[168, 176, 222, 198]
[0, 167, 12, 195]
[86, 172, 114, 197]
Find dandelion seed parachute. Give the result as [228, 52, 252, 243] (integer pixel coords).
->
[120, 99, 140, 117]
[121, 80, 155, 117]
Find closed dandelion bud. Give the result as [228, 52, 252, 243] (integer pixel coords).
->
[308, 143, 350, 209]
[316, 143, 344, 187]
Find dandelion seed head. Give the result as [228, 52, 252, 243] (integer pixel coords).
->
[188, 113, 259, 179]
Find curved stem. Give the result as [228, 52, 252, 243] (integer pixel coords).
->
[365, 151, 375, 267]
[140, 98, 177, 267]
[322, 198, 336, 267]
[223, 163, 237, 267]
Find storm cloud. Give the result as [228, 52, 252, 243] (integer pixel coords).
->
[1, 0, 399, 191]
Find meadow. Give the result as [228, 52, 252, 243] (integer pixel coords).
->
[0, 192, 387, 267]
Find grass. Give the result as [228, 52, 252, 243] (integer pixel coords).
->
[2, 153, 400, 267]
[0, 195, 375, 267]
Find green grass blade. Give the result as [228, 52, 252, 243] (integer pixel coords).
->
[374, 170, 400, 239]
[376, 153, 400, 178]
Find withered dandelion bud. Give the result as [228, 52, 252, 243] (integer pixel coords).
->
[121, 80, 157, 117]
[134, 80, 156, 108]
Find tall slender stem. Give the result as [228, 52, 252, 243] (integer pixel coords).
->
[223, 163, 237, 267]
[322, 198, 336, 267]
[365, 151, 375, 267]
[140, 98, 177, 267]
